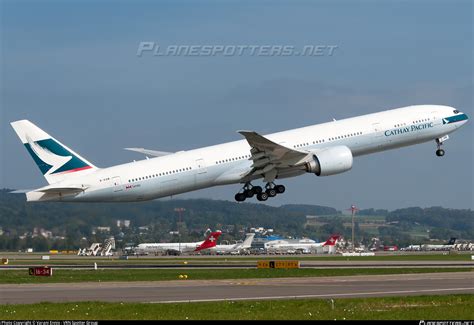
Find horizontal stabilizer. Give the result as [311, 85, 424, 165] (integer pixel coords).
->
[124, 148, 173, 157]
[10, 189, 33, 194]
[23, 185, 89, 202]
[37, 186, 88, 194]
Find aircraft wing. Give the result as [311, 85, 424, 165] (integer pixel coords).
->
[124, 147, 173, 157]
[238, 130, 308, 182]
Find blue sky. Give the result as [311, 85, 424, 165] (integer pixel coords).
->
[1, 0, 472, 210]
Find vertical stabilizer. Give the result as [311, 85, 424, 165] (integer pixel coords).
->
[10, 120, 98, 184]
[195, 231, 222, 251]
[323, 235, 340, 246]
[239, 233, 256, 249]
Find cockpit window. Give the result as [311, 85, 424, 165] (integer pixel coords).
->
[453, 110, 460, 114]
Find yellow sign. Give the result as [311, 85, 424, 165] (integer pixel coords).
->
[1, 258, 8, 265]
[257, 260, 300, 269]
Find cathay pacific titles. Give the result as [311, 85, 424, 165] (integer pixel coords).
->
[384, 122, 434, 137]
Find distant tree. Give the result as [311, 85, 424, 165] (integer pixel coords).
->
[0, 189, 472, 251]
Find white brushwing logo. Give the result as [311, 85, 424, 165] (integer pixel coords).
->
[27, 136, 72, 175]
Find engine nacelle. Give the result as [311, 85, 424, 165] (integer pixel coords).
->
[304, 146, 353, 176]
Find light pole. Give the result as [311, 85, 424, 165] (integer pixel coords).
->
[348, 204, 359, 252]
[174, 207, 186, 224]
[174, 208, 185, 251]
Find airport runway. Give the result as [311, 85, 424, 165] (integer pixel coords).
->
[1, 272, 472, 304]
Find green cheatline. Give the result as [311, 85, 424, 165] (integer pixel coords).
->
[0, 267, 471, 284]
[0, 294, 472, 320]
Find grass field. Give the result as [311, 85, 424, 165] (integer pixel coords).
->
[1, 295, 472, 320]
[0, 267, 471, 284]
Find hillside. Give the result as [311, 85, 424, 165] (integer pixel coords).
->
[0, 189, 472, 250]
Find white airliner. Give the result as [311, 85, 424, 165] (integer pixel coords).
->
[134, 231, 222, 255]
[403, 238, 458, 251]
[10, 105, 468, 202]
[422, 237, 457, 251]
[209, 233, 255, 255]
[265, 234, 340, 253]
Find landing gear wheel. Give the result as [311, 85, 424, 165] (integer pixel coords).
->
[436, 149, 445, 157]
[275, 185, 286, 194]
[266, 188, 277, 197]
[235, 193, 246, 202]
[236, 182, 262, 201]
[257, 192, 269, 201]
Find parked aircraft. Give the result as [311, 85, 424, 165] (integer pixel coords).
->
[422, 237, 457, 251]
[402, 238, 458, 251]
[265, 234, 340, 253]
[134, 231, 222, 255]
[402, 245, 422, 251]
[78, 237, 115, 256]
[10, 105, 468, 202]
[208, 233, 255, 255]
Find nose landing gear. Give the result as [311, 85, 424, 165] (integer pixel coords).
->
[435, 137, 446, 157]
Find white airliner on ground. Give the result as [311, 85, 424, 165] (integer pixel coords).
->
[403, 238, 457, 251]
[10, 105, 468, 202]
[209, 233, 255, 255]
[422, 237, 457, 251]
[265, 234, 340, 254]
[134, 231, 222, 255]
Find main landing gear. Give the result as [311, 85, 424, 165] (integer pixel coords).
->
[435, 138, 445, 157]
[235, 182, 285, 202]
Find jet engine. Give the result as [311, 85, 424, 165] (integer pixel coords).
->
[304, 146, 353, 176]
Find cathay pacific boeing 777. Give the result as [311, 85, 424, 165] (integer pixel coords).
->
[10, 105, 468, 202]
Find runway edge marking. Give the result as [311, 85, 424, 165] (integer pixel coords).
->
[146, 287, 474, 304]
